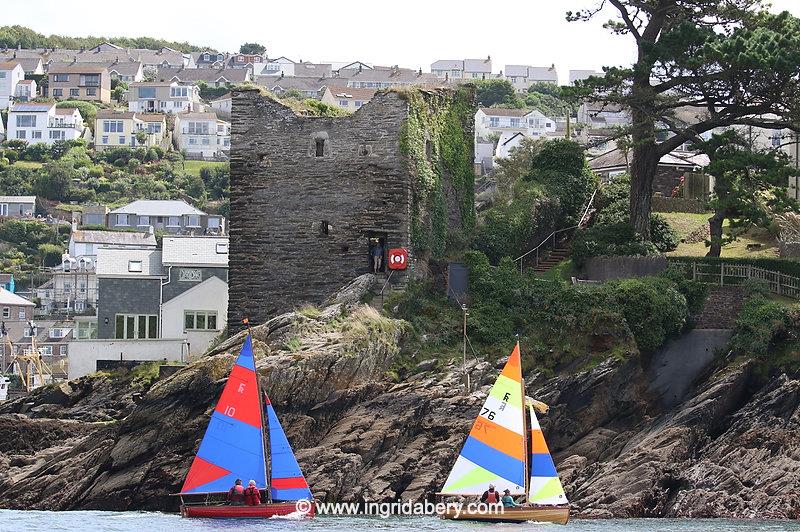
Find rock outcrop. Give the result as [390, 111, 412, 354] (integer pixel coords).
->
[0, 277, 798, 518]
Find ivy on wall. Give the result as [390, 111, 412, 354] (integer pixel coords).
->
[398, 87, 476, 258]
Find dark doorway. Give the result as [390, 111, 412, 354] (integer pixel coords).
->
[367, 234, 387, 273]
[315, 138, 325, 157]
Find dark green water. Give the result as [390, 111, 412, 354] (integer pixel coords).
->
[2, 511, 799, 532]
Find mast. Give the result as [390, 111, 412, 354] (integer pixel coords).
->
[245, 317, 271, 502]
[518, 338, 529, 501]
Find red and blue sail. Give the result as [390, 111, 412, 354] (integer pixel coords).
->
[265, 392, 312, 501]
[180, 335, 267, 494]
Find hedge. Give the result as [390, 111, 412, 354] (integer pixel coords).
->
[668, 256, 800, 278]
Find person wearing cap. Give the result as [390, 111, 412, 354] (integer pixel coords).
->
[244, 479, 262, 506]
[501, 488, 520, 508]
[480, 484, 499, 504]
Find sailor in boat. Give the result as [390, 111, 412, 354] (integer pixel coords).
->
[479, 484, 499, 504]
[227, 479, 245, 505]
[244, 480, 262, 506]
[501, 489, 520, 508]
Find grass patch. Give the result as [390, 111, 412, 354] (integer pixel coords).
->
[12, 160, 43, 169]
[296, 304, 322, 319]
[662, 212, 779, 258]
[181, 160, 227, 177]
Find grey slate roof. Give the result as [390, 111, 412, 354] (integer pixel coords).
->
[71, 229, 157, 247]
[162, 236, 229, 267]
[258, 76, 328, 93]
[96, 248, 164, 277]
[157, 67, 249, 84]
[431, 60, 463, 70]
[463, 58, 492, 73]
[109, 200, 206, 217]
[505, 65, 558, 82]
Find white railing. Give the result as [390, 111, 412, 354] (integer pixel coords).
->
[668, 260, 800, 299]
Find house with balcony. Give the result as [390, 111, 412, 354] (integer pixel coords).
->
[94, 110, 168, 151]
[0, 60, 25, 109]
[48, 64, 111, 103]
[127, 81, 201, 114]
[475, 107, 557, 141]
[7, 102, 85, 145]
[174, 113, 230, 160]
[503, 64, 558, 92]
[0, 195, 36, 219]
[107, 200, 225, 235]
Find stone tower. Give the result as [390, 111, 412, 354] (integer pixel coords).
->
[229, 87, 475, 329]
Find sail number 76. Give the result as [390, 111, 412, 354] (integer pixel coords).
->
[481, 408, 496, 420]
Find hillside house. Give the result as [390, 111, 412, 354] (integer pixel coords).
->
[503, 64, 558, 92]
[48, 64, 111, 103]
[174, 113, 230, 159]
[431, 57, 492, 81]
[320, 87, 376, 110]
[107, 200, 225, 235]
[94, 110, 167, 151]
[127, 81, 201, 114]
[0, 61, 25, 109]
[0, 196, 36, 219]
[0, 288, 35, 322]
[7, 102, 85, 145]
[156, 67, 250, 87]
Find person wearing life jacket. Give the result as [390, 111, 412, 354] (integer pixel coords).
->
[244, 480, 262, 506]
[227, 479, 245, 505]
[480, 484, 499, 504]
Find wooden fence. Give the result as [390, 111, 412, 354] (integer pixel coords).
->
[668, 260, 800, 299]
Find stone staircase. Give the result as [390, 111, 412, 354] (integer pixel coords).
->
[533, 246, 570, 273]
[694, 285, 747, 330]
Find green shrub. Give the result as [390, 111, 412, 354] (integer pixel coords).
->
[730, 297, 793, 358]
[660, 265, 708, 316]
[571, 223, 658, 267]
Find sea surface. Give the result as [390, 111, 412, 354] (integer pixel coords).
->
[1, 511, 799, 532]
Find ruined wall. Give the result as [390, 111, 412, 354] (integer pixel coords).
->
[229, 88, 475, 329]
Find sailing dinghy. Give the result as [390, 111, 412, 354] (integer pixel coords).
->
[177, 334, 315, 518]
[438, 342, 569, 524]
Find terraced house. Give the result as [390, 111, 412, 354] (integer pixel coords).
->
[94, 110, 167, 151]
[107, 200, 225, 235]
[47, 64, 111, 103]
[127, 81, 201, 113]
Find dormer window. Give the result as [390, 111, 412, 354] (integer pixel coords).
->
[203, 54, 209, 61]
[128, 260, 143, 272]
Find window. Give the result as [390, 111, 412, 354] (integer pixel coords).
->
[16, 115, 36, 127]
[70, 88, 79, 97]
[167, 216, 180, 227]
[208, 218, 221, 229]
[49, 131, 64, 140]
[139, 216, 150, 226]
[116, 214, 129, 225]
[215, 241, 228, 253]
[510, 118, 521, 128]
[103, 120, 124, 133]
[16, 131, 26, 139]
[53, 74, 69, 82]
[0, 204, 7, 216]
[86, 87, 97, 96]
[355, 101, 363, 108]
[60, 345, 67, 355]
[147, 123, 161, 134]
[119, 136, 125, 145]
[115, 314, 158, 339]
[76, 320, 97, 340]
[188, 137, 197, 145]
[80, 74, 100, 87]
[315, 138, 325, 157]
[0, 72, 5, 78]
[186, 215, 200, 227]
[18, 308, 25, 319]
[489, 117, 500, 128]
[1, 307, 9, 319]
[49, 328, 68, 339]
[102, 136, 108, 144]
[41, 346, 53, 356]
[217, 54, 223, 61]
[170, 86, 188, 98]
[138, 87, 156, 99]
[32, 131, 42, 139]
[52, 88, 63, 97]
[128, 260, 143, 272]
[202, 138, 210, 145]
[184, 311, 218, 331]
[339, 100, 349, 107]
[321, 220, 330, 236]
[187, 121, 209, 134]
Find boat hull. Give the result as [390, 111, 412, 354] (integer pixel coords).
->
[441, 505, 569, 524]
[181, 502, 314, 519]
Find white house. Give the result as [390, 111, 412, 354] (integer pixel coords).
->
[320, 87, 376, 110]
[127, 81, 201, 114]
[7, 102, 84, 146]
[495, 132, 527, 159]
[474, 107, 557, 142]
[255, 57, 296, 77]
[210, 93, 231, 115]
[0, 61, 25, 109]
[431, 57, 492, 81]
[175, 113, 230, 159]
[14, 79, 36, 101]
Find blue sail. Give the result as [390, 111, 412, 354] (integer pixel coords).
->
[180, 335, 267, 494]
[265, 392, 312, 501]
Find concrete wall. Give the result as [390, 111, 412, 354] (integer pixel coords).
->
[161, 276, 228, 356]
[97, 277, 161, 338]
[582, 256, 669, 281]
[68, 338, 188, 380]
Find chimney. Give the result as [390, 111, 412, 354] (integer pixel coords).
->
[487, 55, 491, 62]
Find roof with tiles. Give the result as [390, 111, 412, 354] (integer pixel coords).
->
[162, 236, 229, 267]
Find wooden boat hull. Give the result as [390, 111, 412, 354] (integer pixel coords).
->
[441, 505, 569, 524]
[180, 502, 315, 519]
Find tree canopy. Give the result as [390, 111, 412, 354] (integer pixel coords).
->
[568, 2, 800, 239]
[239, 42, 267, 55]
[0, 25, 209, 52]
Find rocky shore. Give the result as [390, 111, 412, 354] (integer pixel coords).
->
[0, 276, 798, 518]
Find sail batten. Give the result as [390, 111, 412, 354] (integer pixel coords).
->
[180, 335, 267, 494]
[442, 344, 527, 495]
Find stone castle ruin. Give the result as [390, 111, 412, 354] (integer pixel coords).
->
[228, 87, 476, 328]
